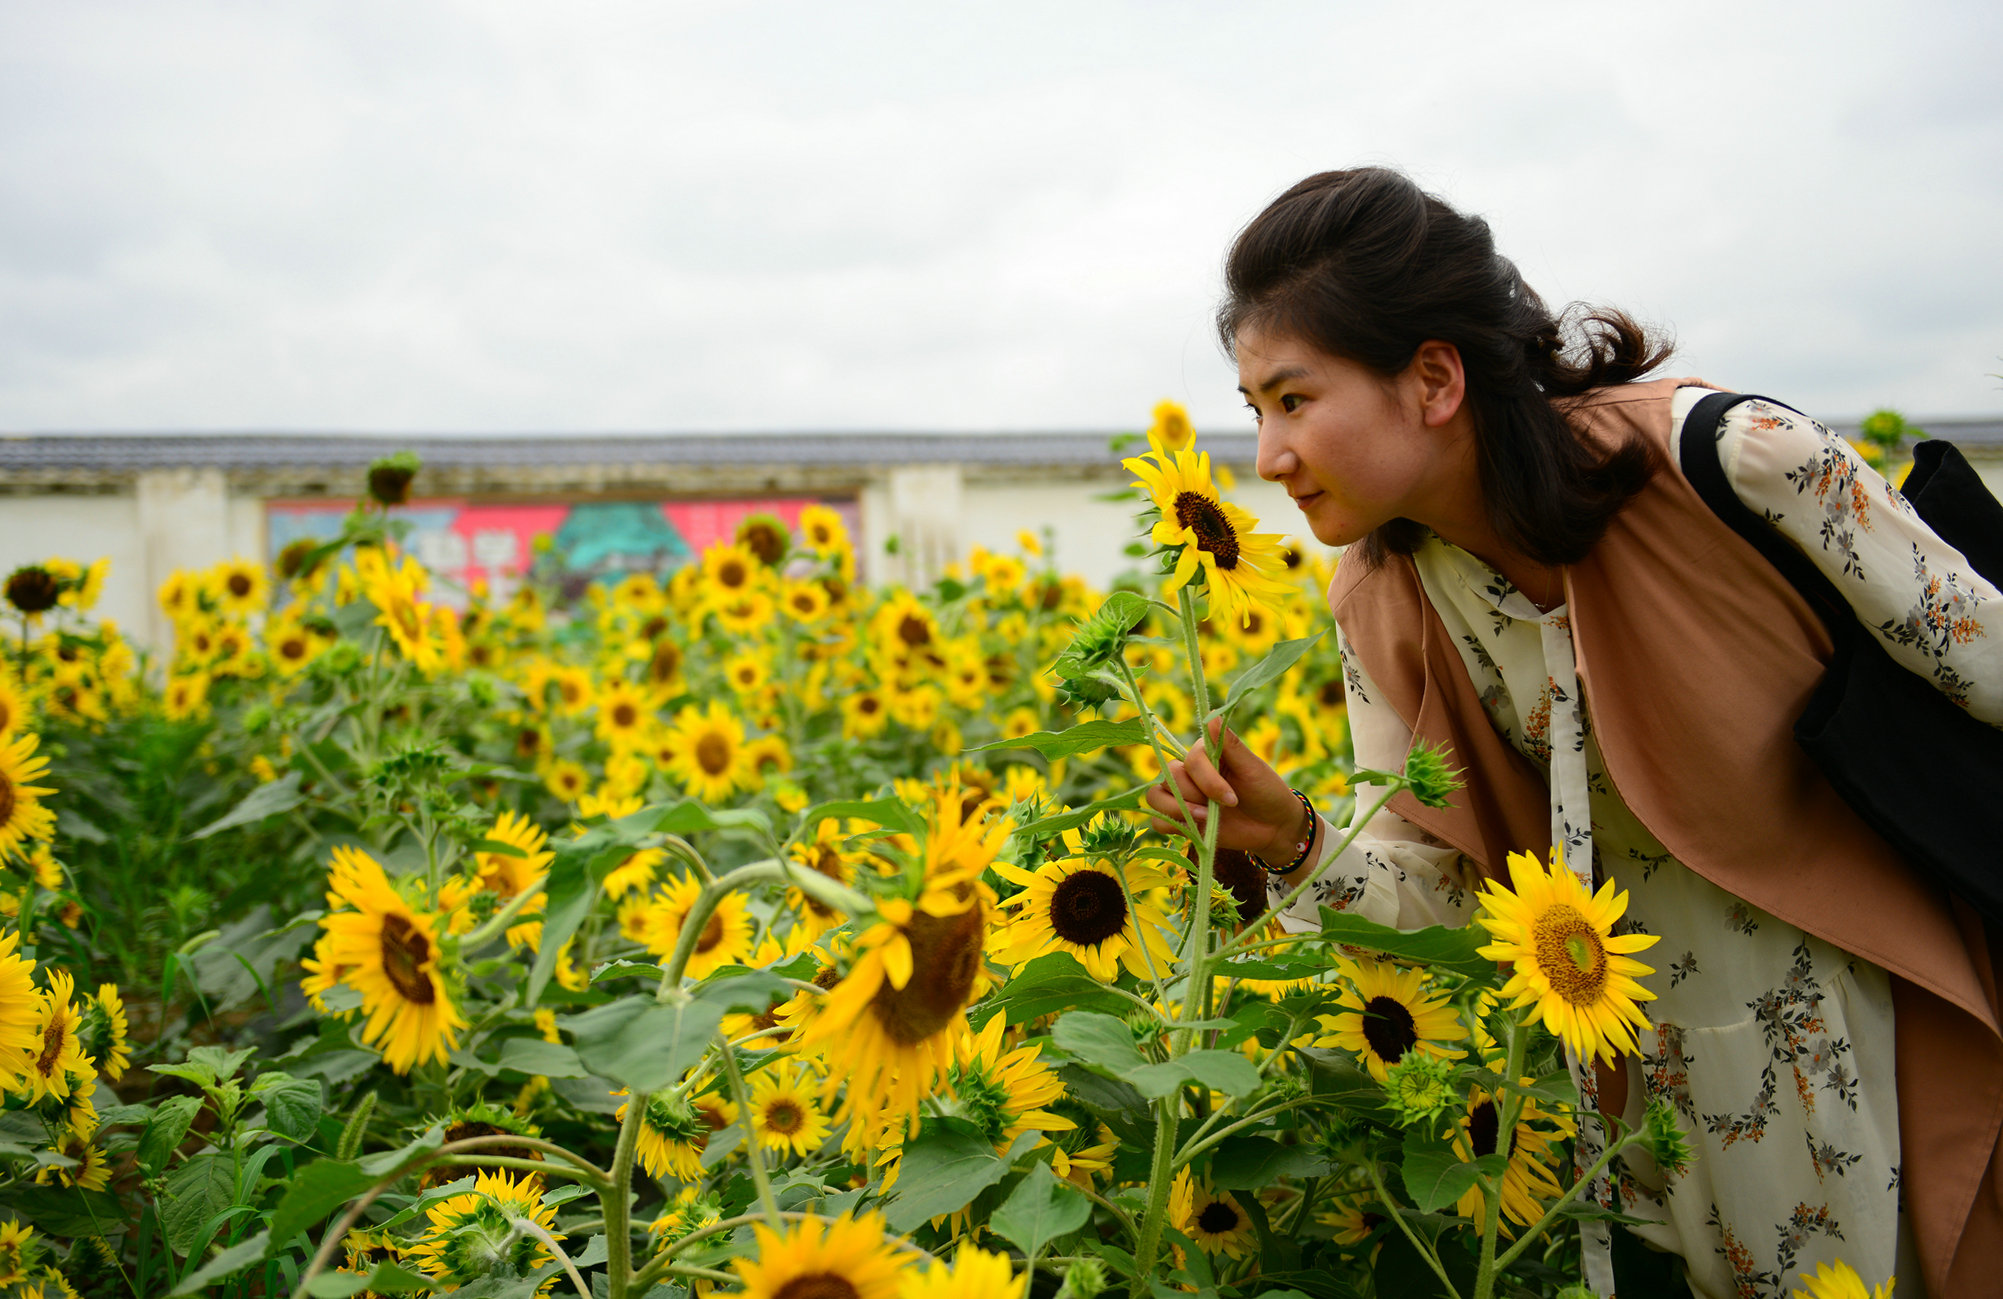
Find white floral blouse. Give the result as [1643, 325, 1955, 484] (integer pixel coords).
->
[1274, 386, 2003, 1299]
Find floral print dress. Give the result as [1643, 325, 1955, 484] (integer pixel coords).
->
[1272, 386, 2003, 1299]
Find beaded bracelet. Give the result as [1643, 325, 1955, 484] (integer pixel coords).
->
[1260, 788, 1319, 875]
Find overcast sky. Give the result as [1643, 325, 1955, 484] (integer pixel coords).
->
[3, 1, 2000, 434]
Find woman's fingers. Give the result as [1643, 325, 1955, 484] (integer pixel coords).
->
[1176, 742, 1240, 807]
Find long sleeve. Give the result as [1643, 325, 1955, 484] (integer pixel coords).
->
[1266, 627, 1484, 933]
[1715, 396, 2003, 726]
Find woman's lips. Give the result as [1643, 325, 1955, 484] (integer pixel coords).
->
[1292, 490, 1322, 511]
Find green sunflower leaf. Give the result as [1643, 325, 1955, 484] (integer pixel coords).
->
[1399, 1129, 1506, 1214]
[1217, 633, 1324, 727]
[1127, 1049, 1262, 1100]
[885, 1123, 1040, 1233]
[1050, 1011, 1149, 1076]
[966, 719, 1150, 760]
[991, 1163, 1093, 1260]
[1314, 909, 1497, 979]
[972, 953, 1135, 1029]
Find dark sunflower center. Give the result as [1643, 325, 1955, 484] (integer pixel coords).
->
[775, 1277, 859, 1299]
[897, 615, 930, 647]
[379, 913, 437, 1004]
[650, 642, 682, 682]
[612, 703, 637, 728]
[1360, 994, 1420, 1064]
[1198, 1201, 1242, 1234]
[1206, 847, 1267, 925]
[812, 963, 842, 991]
[280, 636, 308, 660]
[37, 1018, 66, 1074]
[695, 733, 732, 776]
[1048, 870, 1129, 946]
[0, 774, 15, 826]
[741, 523, 786, 565]
[1468, 1100, 1510, 1160]
[1318, 680, 1343, 708]
[5, 568, 58, 614]
[1173, 492, 1240, 569]
[791, 592, 817, 613]
[517, 728, 542, 756]
[764, 1100, 803, 1133]
[870, 896, 982, 1045]
[857, 696, 880, 715]
[718, 560, 747, 588]
[696, 911, 726, 954]
[228, 572, 253, 597]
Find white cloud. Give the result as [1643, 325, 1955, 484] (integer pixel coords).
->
[1, 0, 1998, 432]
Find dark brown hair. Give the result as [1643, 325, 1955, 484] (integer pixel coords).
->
[1218, 167, 1674, 566]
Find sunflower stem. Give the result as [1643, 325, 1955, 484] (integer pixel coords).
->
[1130, 1096, 1181, 1278]
[1473, 1016, 1531, 1299]
[717, 1031, 784, 1229]
[1365, 1159, 1464, 1299]
[602, 1077, 647, 1299]
[510, 1216, 591, 1299]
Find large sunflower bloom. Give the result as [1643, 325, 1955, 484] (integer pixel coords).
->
[1314, 957, 1468, 1082]
[208, 557, 268, 618]
[666, 700, 751, 804]
[1122, 444, 1294, 628]
[1474, 849, 1660, 1064]
[318, 845, 467, 1073]
[0, 732, 58, 864]
[796, 788, 1005, 1142]
[747, 1062, 832, 1157]
[991, 856, 1176, 983]
[0, 932, 38, 1087]
[23, 970, 92, 1106]
[731, 1211, 904, 1299]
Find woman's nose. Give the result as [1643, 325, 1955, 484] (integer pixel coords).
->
[1256, 433, 1297, 482]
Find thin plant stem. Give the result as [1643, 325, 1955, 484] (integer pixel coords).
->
[511, 1216, 591, 1299]
[601, 1084, 647, 1299]
[1365, 1160, 1464, 1299]
[718, 1032, 783, 1228]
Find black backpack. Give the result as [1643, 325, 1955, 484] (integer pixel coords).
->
[1680, 390, 2003, 925]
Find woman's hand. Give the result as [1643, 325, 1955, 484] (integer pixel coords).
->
[1144, 718, 1309, 865]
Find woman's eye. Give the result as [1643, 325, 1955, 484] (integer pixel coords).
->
[1280, 394, 1303, 413]
[1242, 402, 1263, 424]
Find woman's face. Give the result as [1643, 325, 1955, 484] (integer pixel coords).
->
[1241, 326, 1457, 548]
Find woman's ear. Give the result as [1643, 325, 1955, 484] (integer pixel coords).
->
[1408, 340, 1467, 428]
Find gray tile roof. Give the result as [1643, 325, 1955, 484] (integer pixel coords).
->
[0, 416, 1997, 480]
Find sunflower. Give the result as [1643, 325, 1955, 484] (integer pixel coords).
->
[616, 1088, 711, 1181]
[1314, 957, 1468, 1083]
[406, 1170, 562, 1293]
[23, 970, 92, 1106]
[643, 873, 754, 980]
[731, 1211, 905, 1299]
[34, 1129, 108, 1191]
[1122, 442, 1295, 628]
[1450, 1083, 1575, 1236]
[266, 614, 324, 677]
[666, 700, 751, 804]
[841, 689, 890, 739]
[650, 1186, 724, 1245]
[746, 1062, 832, 1157]
[701, 541, 763, 600]
[542, 760, 589, 804]
[798, 504, 851, 556]
[796, 787, 1005, 1141]
[992, 856, 1177, 983]
[711, 589, 777, 637]
[873, 591, 939, 667]
[1319, 1195, 1386, 1248]
[787, 818, 863, 933]
[0, 676, 27, 740]
[157, 570, 199, 624]
[161, 671, 210, 721]
[473, 812, 553, 948]
[780, 579, 831, 625]
[549, 665, 594, 716]
[1048, 1113, 1120, 1189]
[0, 1222, 35, 1286]
[318, 845, 467, 1074]
[356, 550, 443, 674]
[0, 732, 57, 864]
[946, 1013, 1074, 1154]
[1473, 849, 1660, 1064]
[1793, 1260, 1895, 1299]
[1149, 398, 1195, 454]
[337, 1227, 403, 1296]
[903, 1245, 1027, 1299]
[744, 734, 791, 787]
[0, 932, 41, 1088]
[80, 984, 129, 1081]
[593, 678, 655, 750]
[208, 557, 268, 618]
[603, 846, 664, 901]
[1170, 1166, 1256, 1260]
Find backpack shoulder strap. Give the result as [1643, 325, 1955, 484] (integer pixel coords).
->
[1676, 390, 1853, 636]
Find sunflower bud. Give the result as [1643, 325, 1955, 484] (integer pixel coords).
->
[1060, 1255, 1109, 1299]
[1055, 674, 1119, 715]
[1381, 1051, 1458, 1128]
[5, 565, 61, 615]
[366, 451, 421, 507]
[1050, 591, 1148, 682]
[734, 513, 791, 567]
[1401, 740, 1464, 810]
[1640, 1100, 1694, 1177]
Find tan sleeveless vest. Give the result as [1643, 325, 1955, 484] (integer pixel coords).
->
[1327, 377, 2003, 1297]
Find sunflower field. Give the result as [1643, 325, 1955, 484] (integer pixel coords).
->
[0, 411, 1700, 1299]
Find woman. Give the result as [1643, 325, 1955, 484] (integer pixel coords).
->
[1145, 167, 2003, 1299]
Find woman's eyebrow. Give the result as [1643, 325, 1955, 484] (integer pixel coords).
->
[1236, 365, 1309, 396]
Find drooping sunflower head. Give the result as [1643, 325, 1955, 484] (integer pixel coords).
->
[945, 1013, 1073, 1153]
[1474, 849, 1660, 1065]
[79, 984, 129, 1083]
[406, 1170, 561, 1291]
[0, 1220, 39, 1286]
[4, 567, 60, 617]
[730, 1210, 906, 1299]
[615, 1088, 710, 1182]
